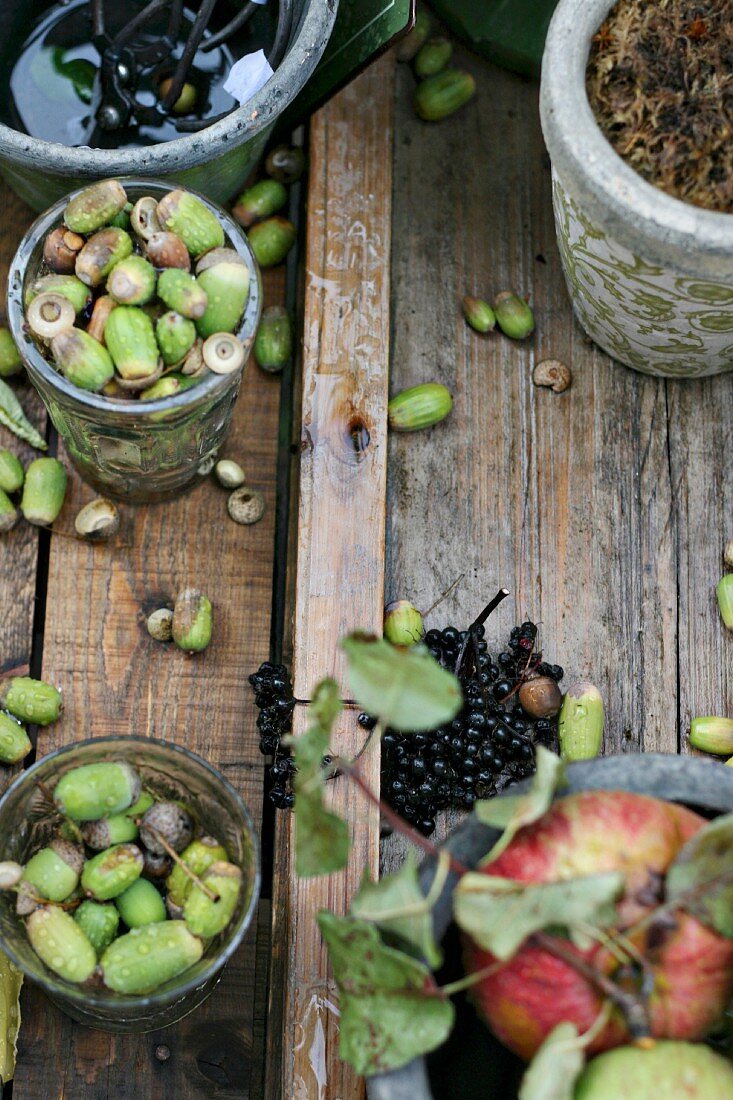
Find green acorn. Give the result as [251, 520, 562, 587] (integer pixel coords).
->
[81, 808, 140, 850]
[54, 761, 141, 821]
[101, 920, 203, 994]
[558, 681, 604, 761]
[0, 676, 62, 725]
[254, 306, 292, 372]
[107, 255, 157, 306]
[172, 588, 213, 653]
[195, 262, 250, 338]
[247, 216, 296, 268]
[81, 843, 145, 901]
[0, 489, 18, 533]
[108, 205, 132, 230]
[396, 8, 432, 61]
[414, 37, 452, 79]
[23, 839, 83, 903]
[26, 274, 92, 315]
[115, 878, 166, 928]
[232, 180, 288, 228]
[20, 458, 67, 526]
[159, 77, 197, 114]
[265, 144, 306, 184]
[184, 861, 242, 938]
[139, 375, 182, 401]
[0, 328, 22, 378]
[156, 190, 225, 257]
[690, 717, 733, 756]
[166, 836, 228, 907]
[26, 906, 97, 984]
[64, 179, 128, 235]
[104, 307, 160, 381]
[494, 292, 535, 340]
[0, 712, 31, 763]
[383, 600, 424, 646]
[415, 69, 476, 121]
[717, 574, 733, 629]
[462, 296, 496, 333]
[74, 900, 120, 956]
[75, 228, 134, 288]
[0, 450, 24, 494]
[51, 328, 115, 392]
[388, 382, 453, 431]
[157, 269, 208, 320]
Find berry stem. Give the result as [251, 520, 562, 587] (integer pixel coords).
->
[136, 822, 219, 903]
[422, 572, 465, 620]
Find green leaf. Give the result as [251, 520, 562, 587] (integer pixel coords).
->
[518, 1022, 585, 1100]
[317, 911, 454, 1075]
[475, 746, 565, 863]
[290, 679, 350, 877]
[0, 952, 22, 1083]
[341, 633, 462, 732]
[666, 813, 733, 937]
[350, 851, 442, 968]
[453, 871, 623, 960]
[0, 381, 46, 451]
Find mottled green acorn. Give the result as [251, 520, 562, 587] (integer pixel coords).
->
[247, 216, 296, 269]
[195, 262, 250, 338]
[20, 457, 67, 525]
[51, 328, 115, 392]
[232, 180, 288, 228]
[75, 228, 134, 288]
[26, 906, 97, 983]
[690, 717, 733, 756]
[104, 307, 160, 381]
[157, 269, 208, 320]
[64, 179, 128, 235]
[0, 711, 31, 763]
[558, 681, 604, 761]
[396, 8, 432, 61]
[26, 274, 92, 316]
[171, 588, 213, 654]
[156, 311, 197, 366]
[156, 190, 225, 257]
[115, 877, 166, 928]
[415, 69, 476, 121]
[494, 291, 535, 340]
[414, 36, 452, 79]
[388, 382, 453, 431]
[140, 376, 183, 401]
[101, 919, 203, 994]
[184, 861, 242, 938]
[0, 489, 18, 534]
[717, 574, 733, 629]
[23, 839, 83, 903]
[383, 600, 424, 646]
[166, 836, 228, 907]
[0, 450, 24, 494]
[74, 900, 120, 956]
[82, 843, 145, 901]
[0, 676, 62, 725]
[265, 143, 306, 184]
[54, 762, 141, 821]
[0, 328, 22, 378]
[254, 306, 292, 372]
[107, 255, 157, 306]
[195, 247, 246, 275]
[462, 295, 496, 333]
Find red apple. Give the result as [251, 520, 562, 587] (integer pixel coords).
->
[464, 791, 733, 1060]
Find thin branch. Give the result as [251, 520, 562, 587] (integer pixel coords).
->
[422, 572, 465, 620]
[137, 821, 218, 902]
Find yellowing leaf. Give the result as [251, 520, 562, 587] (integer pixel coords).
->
[519, 1022, 585, 1100]
[666, 813, 733, 937]
[350, 851, 442, 968]
[475, 746, 565, 862]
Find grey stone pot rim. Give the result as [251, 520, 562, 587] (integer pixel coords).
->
[367, 752, 733, 1100]
[540, 0, 733, 279]
[0, 0, 336, 177]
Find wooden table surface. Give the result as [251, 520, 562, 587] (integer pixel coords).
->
[1, 36, 731, 1100]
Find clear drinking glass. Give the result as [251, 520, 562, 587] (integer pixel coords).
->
[6, 179, 262, 503]
[0, 736, 260, 1032]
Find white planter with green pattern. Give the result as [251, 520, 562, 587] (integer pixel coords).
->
[541, 0, 733, 378]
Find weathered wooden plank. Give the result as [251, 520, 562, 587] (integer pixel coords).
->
[383, 51, 677, 871]
[12, 268, 284, 1099]
[279, 55, 394, 1100]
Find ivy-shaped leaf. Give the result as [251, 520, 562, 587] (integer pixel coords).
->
[350, 850, 442, 968]
[518, 1022, 585, 1100]
[666, 813, 733, 937]
[318, 911, 454, 1076]
[341, 633, 462, 732]
[0, 380, 46, 451]
[454, 871, 623, 960]
[475, 746, 565, 863]
[289, 679, 350, 878]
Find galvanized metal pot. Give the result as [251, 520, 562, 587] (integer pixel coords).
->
[368, 753, 733, 1099]
[541, 0, 733, 378]
[0, 0, 337, 211]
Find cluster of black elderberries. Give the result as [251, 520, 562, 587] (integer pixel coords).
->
[249, 608, 563, 834]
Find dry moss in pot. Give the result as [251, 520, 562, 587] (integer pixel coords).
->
[540, 0, 733, 378]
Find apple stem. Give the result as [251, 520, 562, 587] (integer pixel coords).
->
[533, 931, 651, 1040]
